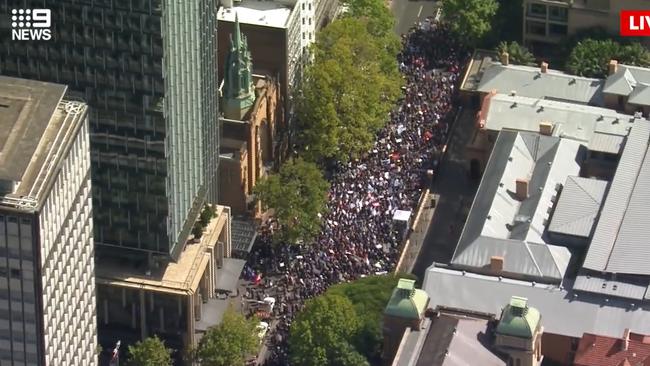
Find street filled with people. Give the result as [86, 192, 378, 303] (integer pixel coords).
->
[243, 20, 469, 365]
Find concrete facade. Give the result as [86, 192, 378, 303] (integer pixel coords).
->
[0, 77, 96, 366]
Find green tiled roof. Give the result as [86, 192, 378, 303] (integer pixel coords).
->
[384, 279, 429, 319]
[496, 296, 541, 338]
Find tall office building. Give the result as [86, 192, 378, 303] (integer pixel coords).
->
[0, 0, 220, 262]
[0, 76, 96, 366]
[0, 0, 224, 357]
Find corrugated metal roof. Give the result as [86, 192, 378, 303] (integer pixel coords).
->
[477, 63, 604, 105]
[484, 94, 637, 142]
[548, 176, 607, 238]
[603, 69, 635, 95]
[628, 83, 650, 107]
[588, 132, 625, 154]
[423, 266, 650, 339]
[583, 121, 650, 272]
[574, 273, 649, 300]
[605, 142, 650, 275]
[451, 131, 580, 282]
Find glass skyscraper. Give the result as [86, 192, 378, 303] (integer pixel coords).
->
[0, 0, 220, 261]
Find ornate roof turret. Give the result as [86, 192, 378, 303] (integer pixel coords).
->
[223, 12, 256, 120]
[384, 279, 429, 319]
[496, 296, 541, 339]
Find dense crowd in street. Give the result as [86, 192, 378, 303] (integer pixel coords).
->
[243, 19, 469, 365]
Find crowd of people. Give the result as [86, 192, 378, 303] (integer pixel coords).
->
[243, 20, 469, 365]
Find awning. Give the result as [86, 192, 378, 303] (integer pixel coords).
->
[216, 258, 247, 293]
[393, 209, 412, 222]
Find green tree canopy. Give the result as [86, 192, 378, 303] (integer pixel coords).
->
[566, 39, 650, 78]
[496, 41, 535, 66]
[341, 0, 395, 38]
[195, 308, 259, 366]
[297, 18, 402, 163]
[442, 0, 499, 46]
[254, 158, 329, 244]
[289, 294, 368, 366]
[127, 336, 172, 366]
[288, 274, 416, 365]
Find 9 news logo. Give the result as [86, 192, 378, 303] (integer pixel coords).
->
[11, 9, 52, 41]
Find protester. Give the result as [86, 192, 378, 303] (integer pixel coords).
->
[242, 21, 469, 365]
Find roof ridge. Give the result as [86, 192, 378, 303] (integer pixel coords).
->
[570, 176, 603, 205]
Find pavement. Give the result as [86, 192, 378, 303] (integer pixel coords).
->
[390, 0, 441, 36]
[410, 107, 481, 280]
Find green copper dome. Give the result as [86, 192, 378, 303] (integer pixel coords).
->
[384, 279, 429, 319]
[496, 296, 541, 339]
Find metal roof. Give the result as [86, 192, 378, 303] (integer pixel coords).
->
[588, 132, 625, 154]
[629, 83, 650, 107]
[583, 120, 650, 273]
[548, 176, 608, 238]
[574, 273, 649, 301]
[603, 68, 636, 96]
[423, 266, 650, 339]
[451, 131, 582, 282]
[477, 63, 604, 105]
[483, 94, 637, 142]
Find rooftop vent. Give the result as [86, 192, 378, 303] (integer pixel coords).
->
[490, 256, 504, 273]
[501, 52, 510, 66]
[540, 62, 549, 74]
[608, 59, 618, 76]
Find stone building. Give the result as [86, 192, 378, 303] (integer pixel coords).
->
[219, 17, 283, 215]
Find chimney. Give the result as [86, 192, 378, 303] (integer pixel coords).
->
[623, 328, 631, 351]
[540, 62, 548, 73]
[500, 52, 510, 66]
[539, 121, 553, 136]
[609, 59, 619, 75]
[515, 178, 529, 200]
[490, 256, 504, 273]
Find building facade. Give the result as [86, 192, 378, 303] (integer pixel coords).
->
[522, 0, 650, 47]
[219, 19, 282, 215]
[0, 77, 96, 366]
[217, 0, 337, 122]
[0, 0, 220, 262]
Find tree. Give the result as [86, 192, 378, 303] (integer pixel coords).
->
[254, 158, 329, 244]
[327, 274, 416, 362]
[195, 308, 259, 366]
[442, 0, 499, 46]
[127, 336, 173, 366]
[496, 41, 535, 66]
[289, 294, 368, 366]
[297, 18, 402, 162]
[566, 39, 650, 78]
[341, 0, 395, 38]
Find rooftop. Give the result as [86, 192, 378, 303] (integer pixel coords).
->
[385, 279, 429, 320]
[452, 130, 582, 282]
[583, 120, 650, 275]
[482, 93, 639, 143]
[393, 312, 505, 366]
[477, 63, 604, 105]
[574, 331, 650, 366]
[604, 64, 650, 106]
[495, 296, 541, 339]
[0, 76, 86, 210]
[96, 205, 230, 296]
[547, 176, 608, 238]
[423, 266, 650, 339]
[217, 1, 294, 29]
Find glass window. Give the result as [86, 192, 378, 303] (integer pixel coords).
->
[526, 21, 546, 36]
[549, 23, 568, 36]
[549, 6, 568, 22]
[527, 3, 547, 18]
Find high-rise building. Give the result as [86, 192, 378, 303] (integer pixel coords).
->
[0, 76, 96, 366]
[0, 0, 219, 263]
[0, 0, 226, 357]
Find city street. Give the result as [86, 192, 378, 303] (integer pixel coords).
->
[391, 0, 441, 35]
